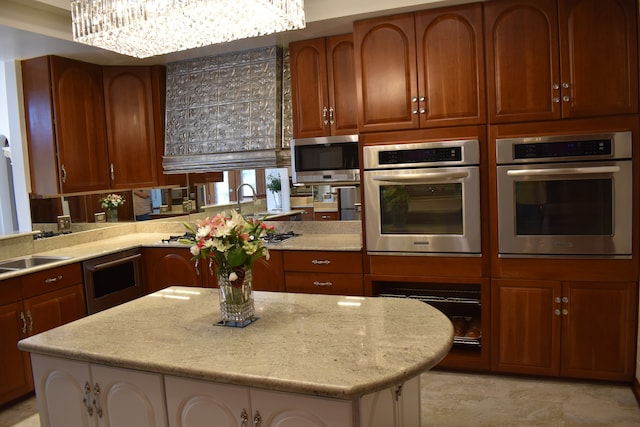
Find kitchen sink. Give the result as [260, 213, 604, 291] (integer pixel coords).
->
[0, 255, 72, 271]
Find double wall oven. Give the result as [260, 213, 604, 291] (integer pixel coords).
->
[363, 139, 481, 256]
[496, 131, 632, 258]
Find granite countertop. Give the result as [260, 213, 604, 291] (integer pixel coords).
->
[18, 287, 453, 399]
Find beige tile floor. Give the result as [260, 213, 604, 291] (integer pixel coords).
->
[1, 371, 640, 426]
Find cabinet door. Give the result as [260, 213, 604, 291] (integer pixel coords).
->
[50, 56, 111, 193]
[253, 250, 284, 292]
[0, 301, 33, 405]
[103, 66, 159, 188]
[491, 279, 561, 376]
[561, 281, 637, 381]
[23, 284, 86, 336]
[251, 388, 352, 427]
[142, 248, 203, 294]
[354, 13, 419, 132]
[558, 0, 638, 118]
[484, 0, 561, 123]
[415, 3, 485, 127]
[326, 34, 358, 135]
[290, 38, 330, 138]
[30, 354, 93, 427]
[91, 364, 167, 427]
[165, 376, 250, 427]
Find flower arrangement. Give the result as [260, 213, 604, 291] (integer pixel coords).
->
[184, 210, 275, 284]
[100, 193, 125, 210]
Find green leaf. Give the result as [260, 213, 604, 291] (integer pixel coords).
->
[227, 246, 248, 267]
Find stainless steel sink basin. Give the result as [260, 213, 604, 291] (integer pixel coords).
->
[0, 255, 72, 271]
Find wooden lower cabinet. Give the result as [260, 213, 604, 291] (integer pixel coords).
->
[141, 247, 206, 293]
[31, 354, 166, 427]
[0, 268, 85, 406]
[283, 251, 363, 295]
[491, 279, 637, 381]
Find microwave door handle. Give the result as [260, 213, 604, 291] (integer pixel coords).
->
[372, 170, 469, 183]
[506, 165, 621, 177]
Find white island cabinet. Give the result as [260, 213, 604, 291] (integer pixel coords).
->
[19, 288, 453, 427]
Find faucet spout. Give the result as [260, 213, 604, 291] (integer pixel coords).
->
[235, 183, 257, 213]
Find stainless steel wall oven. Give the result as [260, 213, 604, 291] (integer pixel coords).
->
[363, 139, 481, 255]
[82, 249, 143, 314]
[496, 131, 632, 257]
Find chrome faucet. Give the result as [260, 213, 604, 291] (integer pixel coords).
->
[235, 183, 257, 213]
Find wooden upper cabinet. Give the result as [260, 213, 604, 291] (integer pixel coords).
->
[22, 56, 110, 195]
[485, 0, 638, 123]
[50, 57, 111, 193]
[103, 66, 159, 189]
[414, 4, 486, 127]
[289, 34, 358, 138]
[354, 13, 418, 132]
[354, 4, 485, 133]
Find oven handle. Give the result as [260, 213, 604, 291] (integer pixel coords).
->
[506, 165, 620, 177]
[372, 170, 469, 183]
[89, 253, 142, 271]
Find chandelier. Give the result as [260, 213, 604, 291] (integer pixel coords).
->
[70, 0, 306, 58]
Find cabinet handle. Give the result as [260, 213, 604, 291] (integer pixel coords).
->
[110, 163, 115, 180]
[554, 297, 561, 303]
[562, 82, 570, 89]
[554, 309, 561, 316]
[562, 308, 569, 316]
[394, 384, 403, 401]
[93, 383, 103, 418]
[412, 109, 418, 115]
[240, 408, 249, 426]
[253, 410, 262, 426]
[61, 164, 67, 184]
[411, 96, 418, 103]
[419, 96, 425, 102]
[45, 275, 63, 284]
[83, 382, 94, 416]
[313, 281, 333, 287]
[553, 83, 560, 90]
[322, 106, 328, 125]
[20, 311, 27, 334]
[329, 107, 334, 124]
[419, 108, 426, 114]
[311, 259, 331, 265]
[26, 310, 33, 334]
[553, 97, 560, 103]
[562, 296, 569, 303]
[563, 95, 571, 103]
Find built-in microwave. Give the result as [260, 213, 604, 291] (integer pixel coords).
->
[291, 135, 360, 185]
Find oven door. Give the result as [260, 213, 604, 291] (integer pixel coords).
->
[496, 160, 632, 257]
[364, 166, 481, 255]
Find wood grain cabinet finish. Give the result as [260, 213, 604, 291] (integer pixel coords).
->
[0, 266, 85, 406]
[289, 34, 358, 138]
[283, 251, 363, 295]
[484, 0, 638, 123]
[103, 66, 159, 189]
[491, 279, 637, 381]
[22, 56, 165, 195]
[22, 56, 110, 195]
[353, 3, 485, 132]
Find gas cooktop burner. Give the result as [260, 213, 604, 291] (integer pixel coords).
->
[261, 231, 299, 244]
[33, 230, 72, 240]
[161, 232, 195, 244]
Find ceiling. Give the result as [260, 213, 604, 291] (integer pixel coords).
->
[0, 0, 475, 65]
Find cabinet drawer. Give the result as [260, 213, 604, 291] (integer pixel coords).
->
[283, 251, 362, 274]
[22, 263, 83, 299]
[314, 211, 339, 221]
[285, 272, 364, 295]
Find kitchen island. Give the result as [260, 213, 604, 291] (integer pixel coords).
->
[19, 287, 453, 427]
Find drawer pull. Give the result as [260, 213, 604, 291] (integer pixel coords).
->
[83, 382, 94, 416]
[45, 275, 63, 283]
[313, 281, 333, 287]
[26, 310, 33, 333]
[312, 259, 331, 265]
[20, 311, 27, 334]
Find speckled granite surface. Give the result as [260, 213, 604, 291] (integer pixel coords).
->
[18, 287, 453, 399]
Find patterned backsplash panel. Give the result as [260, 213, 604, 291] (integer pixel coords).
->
[164, 46, 292, 172]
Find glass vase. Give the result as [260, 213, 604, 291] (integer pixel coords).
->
[272, 191, 282, 211]
[217, 268, 255, 326]
[106, 208, 118, 222]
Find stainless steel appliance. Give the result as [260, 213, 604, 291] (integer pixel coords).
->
[496, 131, 632, 257]
[291, 135, 359, 185]
[337, 186, 361, 220]
[363, 139, 481, 255]
[82, 249, 143, 314]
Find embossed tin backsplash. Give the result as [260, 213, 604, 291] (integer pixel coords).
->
[163, 46, 292, 173]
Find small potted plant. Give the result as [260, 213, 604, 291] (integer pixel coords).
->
[266, 173, 282, 211]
